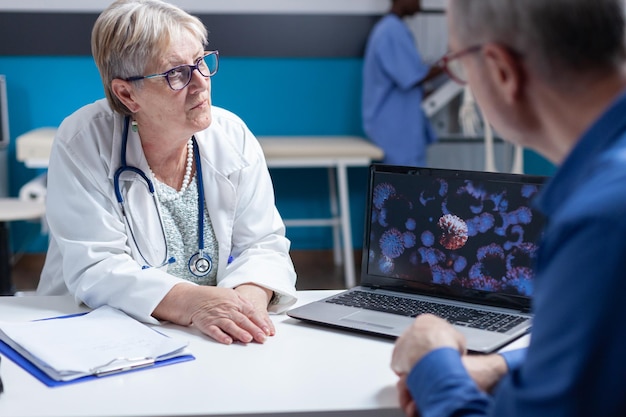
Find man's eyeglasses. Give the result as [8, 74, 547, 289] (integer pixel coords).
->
[436, 45, 483, 85]
[125, 50, 219, 91]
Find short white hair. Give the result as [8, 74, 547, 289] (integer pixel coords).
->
[92, 0, 208, 115]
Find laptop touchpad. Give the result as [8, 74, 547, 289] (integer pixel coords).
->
[339, 311, 404, 329]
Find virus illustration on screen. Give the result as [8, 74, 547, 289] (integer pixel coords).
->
[437, 213, 469, 250]
[379, 228, 405, 259]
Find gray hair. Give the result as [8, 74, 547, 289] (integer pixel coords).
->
[449, 0, 626, 86]
[91, 0, 208, 115]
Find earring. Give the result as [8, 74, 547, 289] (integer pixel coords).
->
[131, 120, 139, 133]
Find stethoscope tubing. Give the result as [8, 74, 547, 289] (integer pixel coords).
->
[114, 116, 211, 276]
[194, 138, 205, 253]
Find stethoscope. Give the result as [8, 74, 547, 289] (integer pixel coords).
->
[113, 116, 213, 277]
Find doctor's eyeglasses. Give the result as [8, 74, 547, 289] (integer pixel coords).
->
[436, 45, 483, 85]
[125, 50, 219, 91]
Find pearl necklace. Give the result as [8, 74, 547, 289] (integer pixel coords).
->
[150, 139, 194, 202]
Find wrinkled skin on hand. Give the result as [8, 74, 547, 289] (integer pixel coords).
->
[153, 282, 274, 344]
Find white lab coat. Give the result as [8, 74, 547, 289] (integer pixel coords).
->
[38, 99, 298, 323]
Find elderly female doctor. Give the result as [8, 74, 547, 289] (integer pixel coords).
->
[37, 0, 298, 345]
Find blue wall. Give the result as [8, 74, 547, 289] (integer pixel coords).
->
[0, 55, 372, 252]
[0, 55, 555, 254]
[0, 5, 561, 257]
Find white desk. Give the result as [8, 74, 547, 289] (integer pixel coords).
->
[15, 128, 56, 169]
[260, 137, 383, 288]
[0, 290, 403, 417]
[16, 130, 385, 288]
[0, 291, 530, 417]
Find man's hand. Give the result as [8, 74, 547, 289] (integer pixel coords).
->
[462, 353, 508, 393]
[391, 314, 466, 376]
[396, 375, 420, 417]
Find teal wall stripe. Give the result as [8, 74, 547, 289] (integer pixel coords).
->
[0, 55, 371, 252]
[0, 7, 554, 254]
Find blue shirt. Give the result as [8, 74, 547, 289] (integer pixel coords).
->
[406, 90, 626, 417]
[362, 14, 436, 167]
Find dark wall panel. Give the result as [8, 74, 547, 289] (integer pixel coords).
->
[0, 13, 97, 56]
[0, 12, 379, 57]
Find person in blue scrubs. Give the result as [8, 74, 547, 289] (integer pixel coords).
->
[390, 0, 626, 416]
[362, 0, 443, 167]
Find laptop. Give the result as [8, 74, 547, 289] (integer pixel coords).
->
[288, 164, 547, 353]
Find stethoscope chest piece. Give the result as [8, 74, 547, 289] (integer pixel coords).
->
[188, 251, 213, 277]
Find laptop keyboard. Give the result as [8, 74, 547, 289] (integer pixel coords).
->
[326, 290, 528, 333]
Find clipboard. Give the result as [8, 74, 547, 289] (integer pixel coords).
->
[0, 338, 194, 387]
[0, 309, 195, 387]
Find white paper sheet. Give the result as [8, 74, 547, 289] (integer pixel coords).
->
[0, 305, 189, 381]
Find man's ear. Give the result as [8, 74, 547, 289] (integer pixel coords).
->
[111, 79, 140, 113]
[481, 43, 525, 104]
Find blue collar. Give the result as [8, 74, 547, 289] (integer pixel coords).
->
[535, 88, 626, 216]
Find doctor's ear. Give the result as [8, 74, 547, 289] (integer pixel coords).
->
[111, 79, 141, 113]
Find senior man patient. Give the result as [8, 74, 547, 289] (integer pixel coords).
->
[36, 0, 298, 345]
[390, 1, 626, 416]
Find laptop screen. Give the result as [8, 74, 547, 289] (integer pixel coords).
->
[361, 165, 547, 310]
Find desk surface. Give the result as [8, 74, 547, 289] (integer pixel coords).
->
[259, 136, 384, 161]
[0, 198, 45, 222]
[0, 291, 403, 417]
[16, 129, 384, 168]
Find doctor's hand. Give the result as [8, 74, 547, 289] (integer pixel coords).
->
[153, 283, 273, 345]
[234, 283, 275, 335]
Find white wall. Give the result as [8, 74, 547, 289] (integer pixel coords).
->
[0, 0, 386, 14]
[0, 0, 446, 14]
[407, 13, 448, 63]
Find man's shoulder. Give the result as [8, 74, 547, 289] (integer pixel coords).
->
[559, 153, 626, 225]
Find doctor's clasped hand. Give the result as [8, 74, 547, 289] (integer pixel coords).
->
[36, 0, 297, 344]
[155, 283, 276, 344]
